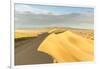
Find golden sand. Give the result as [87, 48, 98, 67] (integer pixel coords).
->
[38, 30, 94, 63]
[15, 29, 49, 38]
[15, 32, 39, 38]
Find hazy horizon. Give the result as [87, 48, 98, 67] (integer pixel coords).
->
[15, 3, 94, 30]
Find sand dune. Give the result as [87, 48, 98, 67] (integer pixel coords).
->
[15, 29, 50, 38]
[38, 30, 94, 63]
[15, 32, 39, 38]
[15, 28, 94, 39]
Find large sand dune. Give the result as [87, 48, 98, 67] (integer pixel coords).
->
[38, 31, 94, 63]
[15, 28, 94, 65]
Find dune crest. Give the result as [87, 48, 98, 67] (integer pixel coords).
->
[37, 31, 94, 63]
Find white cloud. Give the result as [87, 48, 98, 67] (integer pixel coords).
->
[15, 4, 63, 15]
[15, 4, 33, 13]
[15, 4, 50, 14]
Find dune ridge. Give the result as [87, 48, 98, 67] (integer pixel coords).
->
[38, 30, 94, 63]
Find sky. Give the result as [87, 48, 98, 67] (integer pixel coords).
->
[15, 3, 94, 29]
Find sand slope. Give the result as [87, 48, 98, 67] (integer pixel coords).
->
[15, 32, 39, 38]
[15, 33, 53, 65]
[38, 31, 94, 63]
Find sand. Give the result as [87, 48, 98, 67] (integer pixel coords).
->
[38, 30, 94, 63]
[15, 28, 94, 65]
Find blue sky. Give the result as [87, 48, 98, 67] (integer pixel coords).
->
[15, 3, 94, 29]
[15, 3, 94, 14]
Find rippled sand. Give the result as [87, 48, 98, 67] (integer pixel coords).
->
[38, 30, 94, 63]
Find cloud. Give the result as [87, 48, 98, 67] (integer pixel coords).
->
[15, 4, 34, 13]
[15, 4, 52, 14]
[14, 4, 94, 29]
[15, 10, 94, 29]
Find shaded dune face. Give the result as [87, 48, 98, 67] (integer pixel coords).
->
[15, 33, 54, 65]
[38, 31, 94, 63]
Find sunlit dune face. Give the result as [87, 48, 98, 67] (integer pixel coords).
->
[48, 28, 94, 41]
[38, 30, 94, 63]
